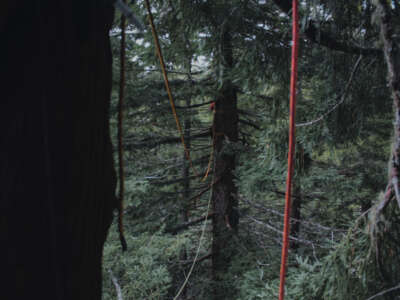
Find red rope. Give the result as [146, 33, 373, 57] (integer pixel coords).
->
[278, 1, 299, 299]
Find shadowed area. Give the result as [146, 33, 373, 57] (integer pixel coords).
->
[0, 1, 117, 299]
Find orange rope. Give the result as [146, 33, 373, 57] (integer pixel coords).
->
[118, 2, 128, 252]
[144, 0, 213, 180]
[278, 0, 299, 299]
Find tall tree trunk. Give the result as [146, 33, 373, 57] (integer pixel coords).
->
[211, 28, 239, 300]
[373, 2, 400, 298]
[290, 145, 307, 251]
[1, 2, 116, 300]
[375, 1, 400, 207]
[290, 179, 302, 251]
[180, 96, 192, 300]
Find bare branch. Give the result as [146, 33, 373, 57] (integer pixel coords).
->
[182, 253, 212, 265]
[126, 130, 210, 149]
[248, 216, 328, 248]
[392, 176, 400, 209]
[167, 214, 214, 234]
[239, 118, 261, 130]
[239, 195, 342, 233]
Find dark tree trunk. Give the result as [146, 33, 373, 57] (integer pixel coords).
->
[290, 145, 307, 251]
[183, 97, 192, 219]
[180, 96, 192, 300]
[211, 29, 239, 300]
[1, 2, 116, 300]
[290, 180, 301, 251]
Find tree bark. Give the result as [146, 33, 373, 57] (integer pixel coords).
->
[0, 2, 116, 299]
[375, 0, 400, 208]
[211, 28, 239, 300]
[290, 179, 302, 251]
[373, 2, 400, 297]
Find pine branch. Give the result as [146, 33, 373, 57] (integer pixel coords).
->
[239, 118, 261, 130]
[248, 216, 328, 248]
[167, 213, 214, 234]
[239, 195, 341, 233]
[237, 108, 262, 118]
[182, 253, 212, 265]
[148, 173, 212, 186]
[126, 130, 211, 149]
[271, 0, 381, 56]
[175, 100, 215, 110]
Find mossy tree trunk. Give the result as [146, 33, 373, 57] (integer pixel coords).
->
[373, 2, 400, 298]
[375, 1, 400, 209]
[1, 1, 116, 299]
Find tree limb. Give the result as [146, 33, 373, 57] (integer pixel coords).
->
[126, 130, 210, 149]
[271, 0, 381, 56]
[239, 118, 261, 130]
[167, 213, 214, 234]
[182, 253, 212, 265]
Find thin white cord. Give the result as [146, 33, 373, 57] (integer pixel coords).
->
[173, 180, 213, 300]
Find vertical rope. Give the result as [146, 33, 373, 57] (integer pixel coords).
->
[118, 1, 128, 252]
[278, 1, 299, 299]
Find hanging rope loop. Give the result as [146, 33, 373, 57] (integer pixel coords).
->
[278, 0, 299, 299]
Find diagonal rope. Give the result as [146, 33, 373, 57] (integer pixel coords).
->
[278, 1, 299, 299]
[172, 170, 216, 300]
[144, 0, 214, 181]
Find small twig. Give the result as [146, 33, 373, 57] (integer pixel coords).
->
[188, 177, 221, 202]
[182, 253, 212, 265]
[239, 195, 341, 232]
[239, 118, 261, 130]
[377, 183, 393, 214]
[365, 283, 400, 300]
[109, 270, 124, 300]
[248, 216, 328, 248]
[167, 213, 214, 234]
[392, 176, 400, 209]
[296, 55, 362, 127]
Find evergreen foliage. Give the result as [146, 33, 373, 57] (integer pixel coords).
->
[102, 1, 400, 299]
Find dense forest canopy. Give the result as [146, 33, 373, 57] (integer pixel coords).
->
[2, 1, 400, 300]
[104, 0, 400, 299]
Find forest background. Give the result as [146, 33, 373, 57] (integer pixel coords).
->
[102, 1, 400, 299]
